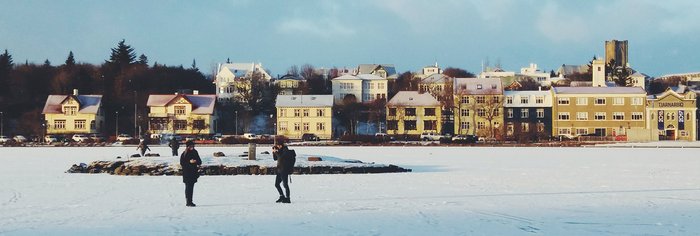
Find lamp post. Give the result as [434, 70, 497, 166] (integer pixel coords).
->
[115, 111, 119, 139]
[235, 110, 238, 135]
[0, 111, 3, 137]
[134, 91, 138, 139]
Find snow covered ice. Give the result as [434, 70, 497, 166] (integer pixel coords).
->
[1, 146, 699, 235]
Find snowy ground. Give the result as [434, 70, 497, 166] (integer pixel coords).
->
[1, 146, 699, 235]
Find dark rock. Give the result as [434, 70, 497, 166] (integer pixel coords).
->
[261, 151, 270, 154]
[131, 154, 141, 158]
[307, 156, 322, 162]
[145, 153, 160, 157]
[213, 152, 226, 157]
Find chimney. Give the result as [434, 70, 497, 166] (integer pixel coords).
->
[538, 86, 542, 91]
[193, 90, 199, 95]
[73, 89, 79, 96]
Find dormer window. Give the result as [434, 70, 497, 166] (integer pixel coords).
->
[477, 84, 483, 89]
[492, 84, 497, 89]
[175, 106, 186, 115]
[64, 106, 77, 116]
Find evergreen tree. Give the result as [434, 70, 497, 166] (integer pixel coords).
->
[138, 54, 148, 65]
[191, 59, 198, 71]
[108, 39, 136, 68]
[43, 59, 51, 67]
[65, 51, 75, 67]
[0, 49, 12, 73]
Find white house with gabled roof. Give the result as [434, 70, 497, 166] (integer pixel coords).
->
[214, 62, 272, 102]
[331, 74, 388, 105]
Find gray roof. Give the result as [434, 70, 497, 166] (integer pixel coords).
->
[276, 95, 334, 107]
[421, 73, 449, 84]
[553, 87, 646, 94]
[387, 91, 440, 106]
[147, 94, 217, 114]
[332, 74, 386, 81]
[454, 78, 503, 95]
[42, 95, 102, 114]
[556, 64, 588, 75]
[357, 64, 397, 78]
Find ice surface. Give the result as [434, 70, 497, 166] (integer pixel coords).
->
[0, 146, 699, 235]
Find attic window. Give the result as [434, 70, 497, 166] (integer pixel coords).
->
[477, 84, 483, 89]
[409, 97, 414, 101]
[492, 84, 497, 89]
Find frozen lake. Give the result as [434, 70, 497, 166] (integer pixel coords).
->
[0, 146, 699, 235]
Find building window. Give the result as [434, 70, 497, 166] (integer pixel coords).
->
[492, 96, 499, 103]
[175, 106, 186, 115]
[193, 120, 206, 130]
[404, 120, 417, 130]
[521, 123, 529, 132]
[424, 120, 436, 130]
[303, 122, 309, 132]
[632, 97, 643, 105]
[460, 122, 470, 131]
[64, 106, 77, 116]
[405, 108, 416, 116]
[595, 98, 606, 105]
[507, 109, 513, 118]
[521, 109, 529, 118]
[477, 122, 485, 129]
[613, 97, 624, 105]
[303, 109, 309, 117]
[492, 84, 497, 89]
[520, 96, 529, 104]
[294, 109, 301, 117]
[576, 128, 588, 135]
[558, 128, 571, 135]
[506, 96, 513, 104]
[632, 112, 643, 120]
[316, 109, 325, 117]
[536, 109, 544, 118]
[576, 112, 588, 120]
[558, 112, 570, 120]
[174, 120, 187, 130]
[387, 121, 398, 130]
[536, 123, 545, 132]
[316, 122, 325, 131]
[594, 128, 606, 136]
[424, 108, 436, 116]
[461, 96, 469, 104]
[90, 120, 96, 130]
[558, 98, 570, 105]
[506, 123, 514, 135]
[612, 112, 624, 120]
[389, 108, 397, 116]
[75, 120, 86, 130]
[55, 120, 66, 130]
[461, 109, 470, 116]
[294, 122, 300, 131]
[577, 97, 587, 105]
[476, 96, 485, 103]
[477, 108, 486, 117]
[594, 112, 606, 120]
[535, 96, 544, 104]
[280, 109, 287, 117]
[279, 121, 288, 131]
[477, 84, 483, 89]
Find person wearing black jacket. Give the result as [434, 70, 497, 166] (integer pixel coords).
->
[168, 138, 180, 156]
[272, 143, 292, 203]
[180, 140, 202, 207]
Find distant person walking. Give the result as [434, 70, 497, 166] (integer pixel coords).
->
[272, 141, 295, 203]
[137, 140, 151, 157]
[180, 140, 202, 207]
[168, 138, 180, 156]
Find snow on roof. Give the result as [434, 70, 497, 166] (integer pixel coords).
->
[332, 74, 361, 81]
[276, 95, 333, 107]
[454, 78, 503, 95]
[387, 91, 440, 106]
[332, 74, 386, 81]
[42, 95, 102, 114]
[553, 87, 646, 94]
[147, 94, 216, 114]
[357, 64, 397, 77]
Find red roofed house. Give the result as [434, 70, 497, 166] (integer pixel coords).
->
[42, 89, 104, 135]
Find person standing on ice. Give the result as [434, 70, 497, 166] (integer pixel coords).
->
[168, 138, 180, 156]
[136, 139, 150, 157]
[272, 140, 295, 203]
[180, 140, 202, 207]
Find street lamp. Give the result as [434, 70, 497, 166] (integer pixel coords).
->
[115, 111, 119, 139]
[134, 91, 138, 139]
[235, 110, 238, 135]
[0, 111, 3, 137]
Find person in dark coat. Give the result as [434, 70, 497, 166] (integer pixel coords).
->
[180, 140, 202, 207]
[137, 140, 150, 157]
[168, 138, 180, 156]
[272, 142, 292, 203]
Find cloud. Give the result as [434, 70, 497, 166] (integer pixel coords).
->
[535, 2, 590, 43]
[277, 17, 355, 38]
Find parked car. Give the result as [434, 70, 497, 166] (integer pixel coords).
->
[374, 133, 394, 142]
[72, 134, 90, 142]
[44, 135, 59, 143]
[0, 136, 11, 144]
[89, 134, 106, 142]
[183, 136, 197, 142]
[13, 135, 28, 143]
[420, 132, 444, 141]
[242, 133, 258, 140]
[301, 133, 320, 141]
[452, 135, 478, 144]
[116, 134, 134, 142]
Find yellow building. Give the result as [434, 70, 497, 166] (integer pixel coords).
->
[552, 87, 647, 138]
[146, 93, 218, 135]
[453, 78, 504, 138]
[276, 95, 333, 140]
[386, 91, 442, 135]
[275, 74, 305, 95]
[646, 88, 697, 141]
[42, 89, 104, 135]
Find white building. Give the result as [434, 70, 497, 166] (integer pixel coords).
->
[214, 62, 272, 102]
[331, 74, 388, 105]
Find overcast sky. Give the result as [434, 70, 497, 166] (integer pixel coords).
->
[1, 0, 699, 77]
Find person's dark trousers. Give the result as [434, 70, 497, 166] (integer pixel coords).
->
[172, 149, 178, 156]
[275, 173, 290, 198]
[185, 182, 195, 204]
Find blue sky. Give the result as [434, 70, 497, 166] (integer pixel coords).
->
[1, 0, 699, 77]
